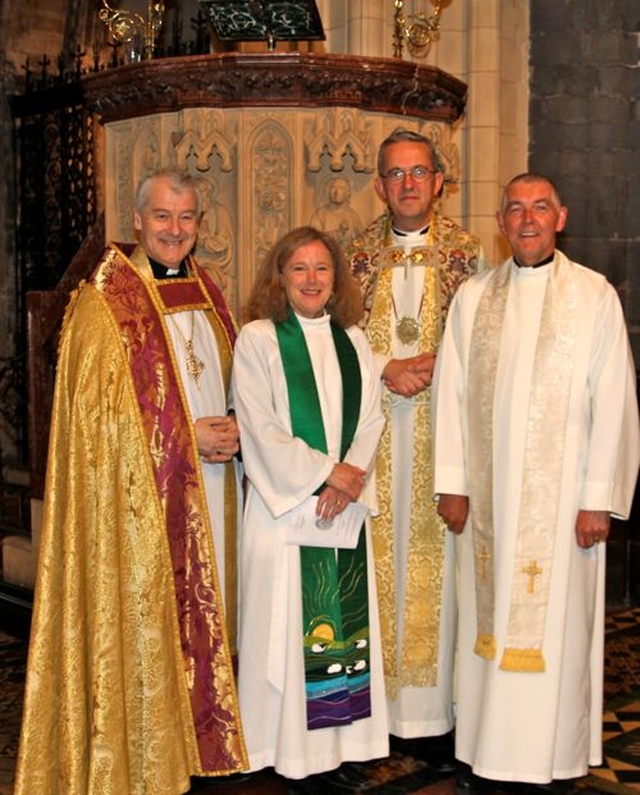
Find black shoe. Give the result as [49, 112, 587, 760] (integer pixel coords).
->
[455, 767, 496, 795]
[189, 772, 252, 791]
[523, 781, 575, 795]
[316, 762, 372, 789]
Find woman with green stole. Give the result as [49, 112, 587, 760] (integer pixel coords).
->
[232, 226, 388, 780]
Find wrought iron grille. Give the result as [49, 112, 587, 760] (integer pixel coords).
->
[11, 84, 95, 294]
[6, 9, 212, 467]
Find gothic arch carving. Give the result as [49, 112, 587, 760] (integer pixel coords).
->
[306, 108, 374, 173]
[172, 110, 235, 173]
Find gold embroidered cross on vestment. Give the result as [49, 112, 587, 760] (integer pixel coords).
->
[522, 559, 543, 594]
[477, 544, 491, 579]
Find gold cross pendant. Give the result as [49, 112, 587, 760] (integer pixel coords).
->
[185, 340, 205, 386]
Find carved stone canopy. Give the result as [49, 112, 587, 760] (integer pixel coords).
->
[82, 52, 467, 124]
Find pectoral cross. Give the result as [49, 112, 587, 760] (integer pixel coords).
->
[522, 559, 543, 594]
[477, 544, 491, 579]
[185, 340, 205, 386]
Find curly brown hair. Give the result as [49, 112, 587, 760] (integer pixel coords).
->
[244, 226, 364, 329]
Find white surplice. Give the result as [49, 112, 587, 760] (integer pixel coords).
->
[432, 252, 640, 783]
[166, 309, 241, 609]
[231, 312, 389, 779]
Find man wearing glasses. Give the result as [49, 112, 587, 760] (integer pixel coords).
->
[347, 128, 486, 773]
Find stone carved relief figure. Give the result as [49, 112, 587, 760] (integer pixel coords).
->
[309, 176, 364, 248]
[195, 177, 235, 294]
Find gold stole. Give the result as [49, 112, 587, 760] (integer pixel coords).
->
[365, 232, 445, 695]
[467, 257, 576, 672]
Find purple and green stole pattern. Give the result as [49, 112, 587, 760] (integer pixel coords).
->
[275, 309, 371, 730]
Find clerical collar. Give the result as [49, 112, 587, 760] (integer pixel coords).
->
[149, 256, 188, 279]
[392, 225, 430, 237]
[514, 252, 554, 269]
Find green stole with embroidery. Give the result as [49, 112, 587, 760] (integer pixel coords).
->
[275, 309, 371, 730]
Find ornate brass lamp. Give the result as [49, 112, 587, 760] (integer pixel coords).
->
[393, 0, 446, 60]
[99, 0, 165, 61]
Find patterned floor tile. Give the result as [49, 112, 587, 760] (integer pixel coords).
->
[589, 610, 640, 791]
[2, 613, 640, 794]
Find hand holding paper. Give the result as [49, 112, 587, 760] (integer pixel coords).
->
[286, 495, 369, 549]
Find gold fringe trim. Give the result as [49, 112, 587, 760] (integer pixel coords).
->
[474, 633, 496, 660]
[499, 646, 546, 673]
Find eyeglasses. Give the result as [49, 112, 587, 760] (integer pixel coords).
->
[382, 165, 438, 183]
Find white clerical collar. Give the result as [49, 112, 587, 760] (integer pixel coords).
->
[514, 252, 554, 269]
[392, 224, 429, 237]
[392, 225, 429, 246]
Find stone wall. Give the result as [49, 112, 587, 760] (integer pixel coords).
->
[529, 0, 639, 359]
[529, 0, 640, 605]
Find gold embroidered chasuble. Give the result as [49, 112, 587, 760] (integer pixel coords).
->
[15, 245, 247, 795]
[348, 213, 482, 694]
[467, 256, 577, 672]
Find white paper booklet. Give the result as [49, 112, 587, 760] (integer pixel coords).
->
[285, 495, 368, 549]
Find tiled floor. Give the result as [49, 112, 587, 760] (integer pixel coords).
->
[1, 609, 639, 795]
[0, 633, 26, 795]
[600, 690, 640, 790]
[594, 608, 640, 792]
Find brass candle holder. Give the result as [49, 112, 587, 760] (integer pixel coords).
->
[393, 0, 446, 60]
[99, 0, 165, 61]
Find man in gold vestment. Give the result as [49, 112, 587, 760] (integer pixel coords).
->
[347, 129, 485, 771]
[15, 168, 247, 795]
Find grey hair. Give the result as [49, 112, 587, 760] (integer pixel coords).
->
[377, 128, 443, 176]
[134, 167, 203, 216]
[500, 172, 562, 212]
